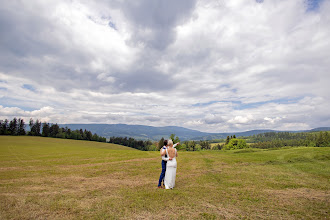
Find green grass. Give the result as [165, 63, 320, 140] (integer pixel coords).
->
[0, 136, 329, 219]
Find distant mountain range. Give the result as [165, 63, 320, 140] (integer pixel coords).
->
[60, 124, 330, 141]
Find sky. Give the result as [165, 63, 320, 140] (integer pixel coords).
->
[0, 0, 329, 133]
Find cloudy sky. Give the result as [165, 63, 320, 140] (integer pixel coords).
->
[0, 0, 329, 133]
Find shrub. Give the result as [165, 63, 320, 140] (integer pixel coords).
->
[223, 139, 248, 150]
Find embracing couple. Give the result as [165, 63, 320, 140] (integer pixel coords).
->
[158, 139, 179, 189]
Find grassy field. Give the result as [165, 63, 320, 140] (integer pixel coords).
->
[0, 136, 329, 219]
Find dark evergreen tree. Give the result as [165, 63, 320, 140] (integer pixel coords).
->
[84, 130, 92, 141]
[65, 127, 71, 138]
[9, 118, 18, 135]
[50, 123, 59, 137]
[29, 119, 41, 136]
[109, 136, 148, 150]
[29, 118, 34, 136]
[35, 119, 41, 136]
[80, 129, 84, 139]
[98, 136, 106, 142]
[92, 133, 99, 141]
[0, 119, 9, 135]
[42, 123, 50, 137]
[18, 118, 26, 135]
[0, 120, 2, 135]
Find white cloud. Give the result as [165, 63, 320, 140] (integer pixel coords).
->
[0, 0, 329, 133]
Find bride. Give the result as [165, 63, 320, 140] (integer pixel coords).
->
[164, 140, 178, 189]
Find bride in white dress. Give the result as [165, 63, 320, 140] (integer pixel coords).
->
[164, 140, 178, 189]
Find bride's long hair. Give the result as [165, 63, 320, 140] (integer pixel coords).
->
[167, 139, 175, 158]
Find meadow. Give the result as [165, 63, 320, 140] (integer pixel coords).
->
[0, 136, 329, 219]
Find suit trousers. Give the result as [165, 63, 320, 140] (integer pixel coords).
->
[158, 160, 167, 186]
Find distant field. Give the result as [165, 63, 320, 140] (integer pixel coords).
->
[210, 142, 252, 148]
[210, 142, 225, 147]
[0, 136, 329, 219]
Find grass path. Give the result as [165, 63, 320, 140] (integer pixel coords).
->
[0, 136, 329, 219]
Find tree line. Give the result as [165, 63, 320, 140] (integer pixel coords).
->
[157, 135, 212, 151]
[248, 131, 330, 148]
[0, 118, 26, 135]
[0, 118, 106, 142]
[108, 136, 156, 151]
[156, 134, 247, 151]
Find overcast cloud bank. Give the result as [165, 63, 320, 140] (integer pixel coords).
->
[0, 0, 329, 132]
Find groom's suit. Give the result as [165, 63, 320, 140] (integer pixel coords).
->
[158, 144, 177, 187]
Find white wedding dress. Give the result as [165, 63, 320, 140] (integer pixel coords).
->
[164, 148, 177, 189]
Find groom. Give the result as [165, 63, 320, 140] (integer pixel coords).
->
[157, 139, 179, 188]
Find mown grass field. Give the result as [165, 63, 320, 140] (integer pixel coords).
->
[0, 136, 329, 219]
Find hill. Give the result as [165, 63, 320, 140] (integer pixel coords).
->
[0, 136, 135, 151]
[60, 124, 207, 140]
[309, 127, 330, 132]
[60, 124, 330, 141]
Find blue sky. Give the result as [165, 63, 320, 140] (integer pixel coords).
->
[306, 0, 324, 10]
[0, 0, 330, 132]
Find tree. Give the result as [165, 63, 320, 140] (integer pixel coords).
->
[237, 139, 247, 149]
[158, 137, 165, 150]
[224, 138, 248, 150]
[65, 128, 71, 138]
[42, 123, 50, 137]
[9, 118, 18, 135]
[170, 134, 180, 144]
[182, 141, 189, 151]
[225, 136, 230, 145]
[200, 140, 211, 150]
[70, 130, 78, 139]
[188, 141, 196, 151]
[79, 129, 85, 139]
[0, 119, 9, 135]
[92, 133, 99, 141]
[316, 131, 325, 147]
[324, 132, 330, 147]
[35, 119, 41, 136]
[214, 144, 223, 150]
[29, 119, 41, 136]
[98, 136, 106, 142]
[18, 118, 26, 135]
[84, 129, 92, 141]
[56, 130, 66, 139]
[0, 120, 2, 135]
[29, 118, 34, 135]
[50, 124, 59, 137]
